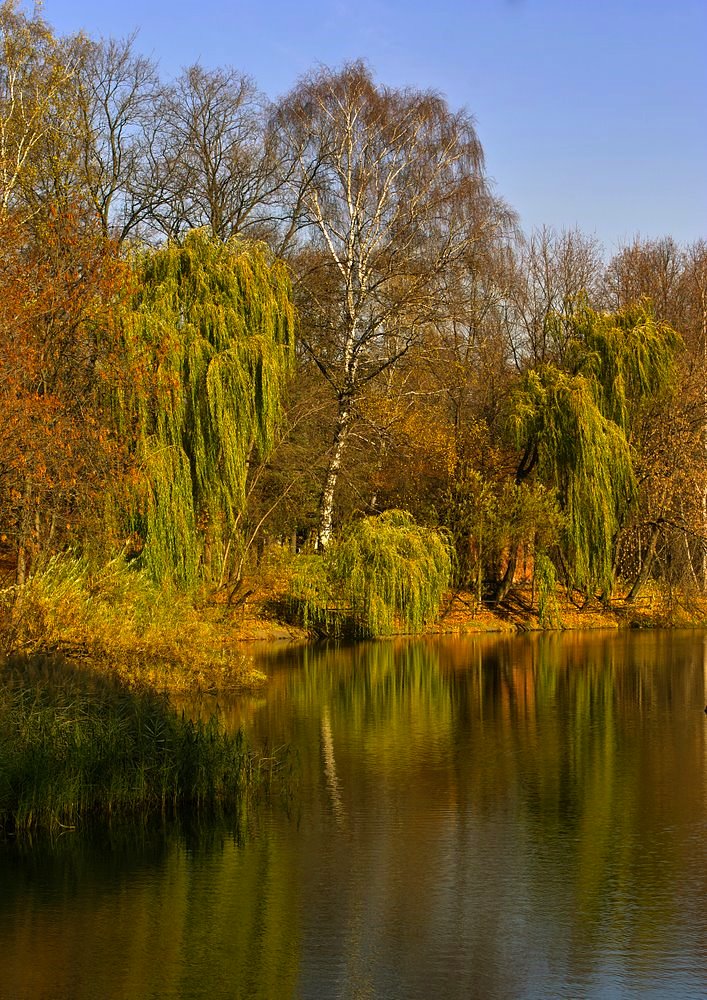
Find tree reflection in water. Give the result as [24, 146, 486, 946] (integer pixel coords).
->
[1, 630, 706, 999]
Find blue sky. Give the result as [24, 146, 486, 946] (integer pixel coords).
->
[47, 0, 706, 254]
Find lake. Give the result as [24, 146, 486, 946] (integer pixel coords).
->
[1, 629, 706, 999]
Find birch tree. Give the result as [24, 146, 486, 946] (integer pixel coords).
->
[270, 62, 505, 547]
[0, 0, 81, 219]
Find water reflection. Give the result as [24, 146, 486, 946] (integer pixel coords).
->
[1, 631, 707, 999]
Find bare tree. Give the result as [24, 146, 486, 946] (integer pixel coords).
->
[142, 64, 279, 242]
[504, 226, 604, 368]
[73, 33, 159, 242]
[603, 236, 688, 323]
[270, 62, 506, 547]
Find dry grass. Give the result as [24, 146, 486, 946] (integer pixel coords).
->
[0, 555, 267, 691]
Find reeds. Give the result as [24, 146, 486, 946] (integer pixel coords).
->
[0, 665, 282, 837]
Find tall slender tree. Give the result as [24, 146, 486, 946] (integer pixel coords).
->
[270, 62, 508, 548]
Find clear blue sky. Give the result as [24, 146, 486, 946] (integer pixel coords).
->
[47, 0, 706, 254]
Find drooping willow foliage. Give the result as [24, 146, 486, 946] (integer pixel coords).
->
[511, 365, 635, 595]
[561, 298, 680, 431]
[510, 302, 680, 597]
[287, 510, 452, 638]
[535, 551, 562, 628]
[120, 230, 296, 587]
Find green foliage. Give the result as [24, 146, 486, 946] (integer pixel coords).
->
[442, 470, 495, 589]
[122, 230, 296, 587]
[510, 365, 634, 594]
[286, 553, 337, 636]
[444, 471, 563, 591]
[287, 510, 452, 638]
[509, 302, 681, 596]
[563, 299, 680, 431]
[334, 511, 452, 635]
[0, 670, 277, 836]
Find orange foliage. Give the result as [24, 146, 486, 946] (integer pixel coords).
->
[0, 206, 131, 578]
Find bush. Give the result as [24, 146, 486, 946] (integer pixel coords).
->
[0, 554, 263, 689]
[286, 510, 452, 638]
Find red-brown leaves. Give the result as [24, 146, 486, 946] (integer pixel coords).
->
[0, 206, 131, 577]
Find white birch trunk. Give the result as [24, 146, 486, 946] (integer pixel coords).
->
[317, 399, 351, 550]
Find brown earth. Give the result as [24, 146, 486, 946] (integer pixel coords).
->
[227, 580, 707, 642]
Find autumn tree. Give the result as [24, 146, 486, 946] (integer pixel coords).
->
[604, 237, 687, 324]
[0, 207, 128, 583]
[601, 238, 707, 596]
[270, 62, 505, 548]
[0, 0, 85, 219]
[120, 230, 296, 588]
[503, 300, 680, 602]
[684, 241, 707, 586]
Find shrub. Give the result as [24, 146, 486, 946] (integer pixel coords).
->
[287, 510, 452, 638]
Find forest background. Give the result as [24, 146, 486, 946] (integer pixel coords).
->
[0, 0, 706, 661]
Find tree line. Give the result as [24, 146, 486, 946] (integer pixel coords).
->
[1, 0, 706, 613]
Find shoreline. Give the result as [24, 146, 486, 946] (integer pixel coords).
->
[225, 583, 707, 644]
[2, 583, 706, 694]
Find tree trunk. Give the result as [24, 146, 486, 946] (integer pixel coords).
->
[625, 523, 661, 602]
[317, 396, 352, 550]
[493, 443, 538, 605]
[494, 546, 517, 606]
[16, 478, 34, 587]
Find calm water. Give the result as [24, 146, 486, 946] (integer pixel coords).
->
[1, 630, 706, 999]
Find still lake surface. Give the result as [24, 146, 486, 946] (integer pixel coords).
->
[1, 629, 706, 999]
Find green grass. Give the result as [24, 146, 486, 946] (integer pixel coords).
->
[0, 660, 286, 837]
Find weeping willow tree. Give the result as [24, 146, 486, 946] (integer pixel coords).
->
[507, 300, 680, 599]
[120, 230, 296, 588]
[287, 510, 452, 638]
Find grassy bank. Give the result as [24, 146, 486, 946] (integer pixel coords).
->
[2, 554, 706, 697]
[0, 658, 287, 838]
[427, 582, 707, 634]
[0, 554, 282, 691]
[0, 557, 703, 837]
